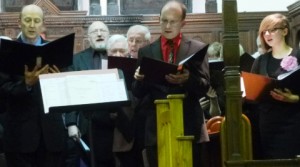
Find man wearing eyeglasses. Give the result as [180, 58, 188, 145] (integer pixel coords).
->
[64, 21, 118, 167]
[132, 1, 210, 167]
[127, 25, 151, 59]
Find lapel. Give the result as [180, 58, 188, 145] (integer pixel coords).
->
[149, 36, 192, 64]
[150, 38, 163, 60]
[176, 35, 191, 64]
[82, 47, 95, 70]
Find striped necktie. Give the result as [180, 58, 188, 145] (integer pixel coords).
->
[168, 40, 174, 63]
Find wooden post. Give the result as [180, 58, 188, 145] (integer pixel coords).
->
[155, 94, 194, 167]
[221, 0, 252, 166]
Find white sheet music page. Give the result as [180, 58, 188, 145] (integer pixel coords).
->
[39, 69, 128, 114]
[65, 74, 127, 105]
[39, 76, 67, 114]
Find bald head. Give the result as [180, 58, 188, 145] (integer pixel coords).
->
[159, 1, 186, 39]
[160, 1, 186, 21]
[20, 4, 44, 20]
[18, 4, 44, 43]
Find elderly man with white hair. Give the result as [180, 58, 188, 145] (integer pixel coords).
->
[127, 25, 151, 58]
[107, 34, 129, 57]
[65, 21, 119, 167]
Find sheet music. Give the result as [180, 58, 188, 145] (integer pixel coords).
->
[65, 74, 127, 105]
[39, 77, 68, 114]
[39, 69, 128, 114]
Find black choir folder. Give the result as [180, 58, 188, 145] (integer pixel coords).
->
[209, 59, 224, 71]
[108, 56, 137, 89]
[0, 33, 75, 75]
[139, 44, 209, 85]
[242, 66, 300, 102]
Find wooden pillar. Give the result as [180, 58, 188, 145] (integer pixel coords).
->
[221, 0, 252, 166]
[155, 94, 194, 167]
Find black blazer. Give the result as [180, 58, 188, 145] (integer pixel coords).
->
[132, 36, 210, 146]
[1, 37, 67, 152]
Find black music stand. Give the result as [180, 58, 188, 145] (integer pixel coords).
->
[41, 69, 130, 167]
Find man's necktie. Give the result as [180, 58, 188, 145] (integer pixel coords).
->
[168, 40, 174, 63]
[93, 52, 101, 69]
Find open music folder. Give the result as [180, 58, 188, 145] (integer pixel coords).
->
[139, 44, 209, 85]
[0, 33, 75, 75]
[39, 69, 129, 114]
[108, 56, 137, 90]
[242, 67, 300, 102]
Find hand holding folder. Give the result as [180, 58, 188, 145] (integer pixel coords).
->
[0, 33, 75, 75]
[139, 44, 209, 85]
[242, 67, 300, 102]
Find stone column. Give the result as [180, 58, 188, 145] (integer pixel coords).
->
[107, 0, 119, 15]
[90, 0, 101, 15]
[205, 0, 217, 13]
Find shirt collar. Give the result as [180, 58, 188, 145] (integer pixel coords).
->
[161, 33, 182, 47]
[20, 33, 43, 46]
[93, 50, 107, 57]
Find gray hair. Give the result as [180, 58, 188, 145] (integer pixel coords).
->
[207, 42, 223, 58]
[127, 25, 151, 42]
[106, 34, 128, 51]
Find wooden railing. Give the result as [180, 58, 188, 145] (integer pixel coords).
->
[155, 94, 194, 167]
[221, 114, 253, 167]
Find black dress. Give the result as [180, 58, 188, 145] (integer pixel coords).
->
[251, 50, 300, 159]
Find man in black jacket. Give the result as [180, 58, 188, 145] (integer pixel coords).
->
[132, 1, 210, 167]
[0, 4, 67, 167]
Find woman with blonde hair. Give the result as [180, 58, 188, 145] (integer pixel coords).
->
[251, 13, 300, 159]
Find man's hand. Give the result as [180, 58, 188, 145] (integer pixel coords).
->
[134, 66, 145, 81]
[49, 65, 60, 73]
[165, 68, 189, 85]
[199, 97, 210, 111]
[67, 125, 81, 141]
[270, 88, 299, 103]
[206, 86, 217, 98]
[24, 64, 49, 86]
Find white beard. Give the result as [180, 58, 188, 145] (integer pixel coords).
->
[91, 42, 106, 51]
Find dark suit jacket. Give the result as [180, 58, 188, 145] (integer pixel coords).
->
[1, 37, 67, 152]
[132, 36, 210, 146]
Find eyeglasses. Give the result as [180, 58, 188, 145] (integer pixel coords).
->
[160, 19, 182, 26]
[262, 27, 285, 35]
[89, 29, 108, 35]
[128, 38, 146, 45]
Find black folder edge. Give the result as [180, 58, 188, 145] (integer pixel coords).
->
[139, 44, 209, 85]
[139, 56, 178, 85]
[49, 100, 131, 113]
[107, 56, 137, 90]
[209, 59, 224, 71]
[0, 33, 75, 75]
[178, 44, 209, 65]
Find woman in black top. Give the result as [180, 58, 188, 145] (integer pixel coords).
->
[251, 13, 300, 159]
